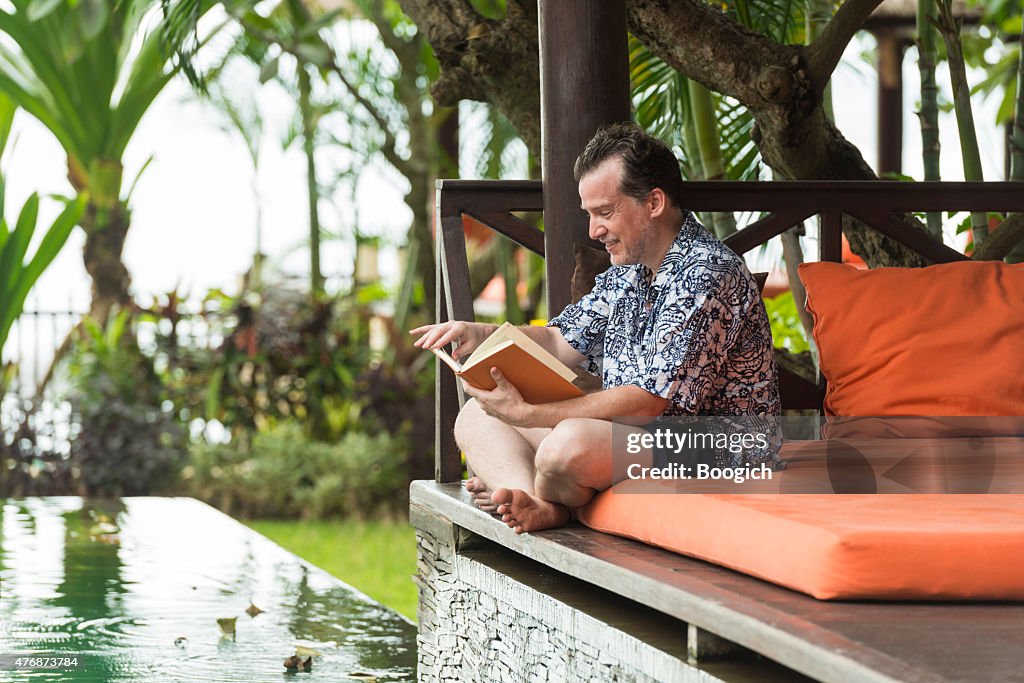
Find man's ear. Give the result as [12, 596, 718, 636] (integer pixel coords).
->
[648, 188, 668, 218]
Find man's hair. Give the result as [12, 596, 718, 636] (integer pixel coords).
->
[573, 122, 685, 210]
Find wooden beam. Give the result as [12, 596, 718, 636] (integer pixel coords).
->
[539, 0, 631, 316]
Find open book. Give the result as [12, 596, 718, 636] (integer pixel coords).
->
[431, 322, 585, 404]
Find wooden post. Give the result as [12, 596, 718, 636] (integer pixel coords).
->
[874, 30, 910, 177]
[538, 0, 631, 317]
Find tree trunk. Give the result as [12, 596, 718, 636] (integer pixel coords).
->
[1007, 22, 1024, 264]
[82, 204, 132, 325]
[298, 66, 323, 298]
[935, 0, 986, 246]
[687, 78, 735, 238]
[806, 0, 835, 121]
[916, 0, 942, 237]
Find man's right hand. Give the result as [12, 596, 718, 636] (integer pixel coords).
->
[409, 321, 498, 361]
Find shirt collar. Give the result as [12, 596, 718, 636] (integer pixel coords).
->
[637, 212, 698, 289]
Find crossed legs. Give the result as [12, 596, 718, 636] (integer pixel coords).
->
[454, 399, 653, 532]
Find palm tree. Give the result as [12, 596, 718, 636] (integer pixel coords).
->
[0, 0, 219, 323]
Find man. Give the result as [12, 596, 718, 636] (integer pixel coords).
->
[411, 122, 779, 533]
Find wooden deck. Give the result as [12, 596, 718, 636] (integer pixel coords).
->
[412, 480, 1024, 683]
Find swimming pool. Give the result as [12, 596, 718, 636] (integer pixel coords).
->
[0, 497, 416, 681]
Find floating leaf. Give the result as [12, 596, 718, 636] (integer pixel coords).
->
[245, 603, 264, 618]
[217, 617, 237, 636]
[294, 646, 321, 658]
[283, 655, 312, 672]
[346, 673, 377, 682]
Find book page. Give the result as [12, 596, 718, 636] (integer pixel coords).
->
[465, 322, 516, 364]
[430, 346, 463, 373]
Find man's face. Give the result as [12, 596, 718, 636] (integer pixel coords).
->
[579, 157, 657, 267]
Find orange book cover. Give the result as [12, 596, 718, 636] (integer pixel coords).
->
[431, 323, 584, 404]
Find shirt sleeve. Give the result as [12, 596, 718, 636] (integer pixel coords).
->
[547, 268, 615, 375]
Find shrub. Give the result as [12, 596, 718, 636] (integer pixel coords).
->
[183, 422, 408, 519]
[62, 312, 186, 496]
[155, 287, 376, 442]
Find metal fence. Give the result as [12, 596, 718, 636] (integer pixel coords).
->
[4, 303, 83, 398]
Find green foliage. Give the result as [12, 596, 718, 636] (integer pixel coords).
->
[0, 0, 216, 171]
[185, 422, 408, 519]
[630, 37, 761, 183]
[62, 310, 186, 496]
[157, 287, 376, 441]
[725, 0, 806, 43]
[0, 194, 87, 364]
[764, 291, 810, 354]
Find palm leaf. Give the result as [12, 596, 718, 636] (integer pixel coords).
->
[727, 0, 807, 43]
[631, 35, 762, 182]
[1, 194, 86, 341]
[0, 91, 14, 159]
[0, 192, 39, 295]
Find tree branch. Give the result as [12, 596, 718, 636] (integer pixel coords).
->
[234, 12, 414, 178]
[972, 213, 1024, 261]
[400, 0, 541, 154]
[626, 0, 785, 106]
[806, 0, 884, 92]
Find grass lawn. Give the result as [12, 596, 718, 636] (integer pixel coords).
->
[247, 518, 418, 621]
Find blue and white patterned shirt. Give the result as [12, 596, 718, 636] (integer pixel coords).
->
[548, 213, 780, 417]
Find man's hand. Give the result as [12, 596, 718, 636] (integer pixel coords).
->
[409, 320, 497, 361]
[463, 368, 536, 428]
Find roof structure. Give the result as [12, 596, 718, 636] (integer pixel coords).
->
[867, 0, 982, 29]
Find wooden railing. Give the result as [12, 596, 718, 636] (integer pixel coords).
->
[433, 179, 1024, 483]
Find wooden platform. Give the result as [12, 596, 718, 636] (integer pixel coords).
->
[411, 480, 1024, 683]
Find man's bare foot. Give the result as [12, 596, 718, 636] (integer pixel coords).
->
[465, 476, 498, 513]
[491, 488, 570, 534]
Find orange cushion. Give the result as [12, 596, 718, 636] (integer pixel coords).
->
[578, 484, 1024, 600]
[797, 261, 1024, 416]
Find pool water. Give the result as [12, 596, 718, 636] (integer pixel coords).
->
[0, 498, 416, 681]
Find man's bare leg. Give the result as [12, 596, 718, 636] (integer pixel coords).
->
[455, 399, 549, 512]
[494, 418, 653, 533]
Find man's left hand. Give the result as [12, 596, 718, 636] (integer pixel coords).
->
[462, 368, 535, 427]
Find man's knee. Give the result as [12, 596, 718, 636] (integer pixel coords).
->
[453, 398, 486, 450]
[535, 419, 593, 477]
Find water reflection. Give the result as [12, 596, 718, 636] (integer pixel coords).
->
[0, 498, 416, 682]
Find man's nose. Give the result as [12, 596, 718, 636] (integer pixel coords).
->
[589, 218, 605, 241]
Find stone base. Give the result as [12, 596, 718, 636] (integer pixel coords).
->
[412, 504, 761, 683]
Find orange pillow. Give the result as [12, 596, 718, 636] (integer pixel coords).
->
[798, 261, 1024, 416]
